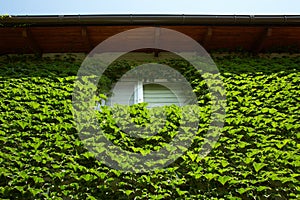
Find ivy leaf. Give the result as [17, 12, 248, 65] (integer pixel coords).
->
[187, 151, 198, 162]
[253, 162, 267, 172]
[220, 160, 229, 168]
[86, 195, 97, 200]
[218, 175, 232, 185]
[244, 157, 255, 165]
[204, 173, 218, 181]
[81, 174, 95, 182]
[237, 187, 253, 194]
[29, 188, 43, 197]
[291, 160, 300, 167]
[110, 169, 121, 177]
[176, 188, 188, 196]
[29, 102, 40, 109]
[256, 186, 271, 192]
[238, 141, 249, 149]
[124, 190, 133, 196]
[275, 139, 290, 149]
[17, 121, 28, 130]
[140, 149, 151, 156]
[14, 186, 25, 193]
[32, 176, 44, 184]
[94, 171, 107, 179]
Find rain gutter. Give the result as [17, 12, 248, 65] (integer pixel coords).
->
[1, 14, 300, 27]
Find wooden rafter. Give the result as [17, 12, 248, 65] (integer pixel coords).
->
[252, 27, 272, 54]
[81, 26, 92, 53]
[202, 27, 213, 49]
[22, 28, 42, 55]
[154, 27, 161, 57]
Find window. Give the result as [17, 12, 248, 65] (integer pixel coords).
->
[130, 83, 180, 107]
[95, 78, 194, 111]
[98, 63, 196, 108]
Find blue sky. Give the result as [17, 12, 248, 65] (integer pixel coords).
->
[1, 0, 300, 15]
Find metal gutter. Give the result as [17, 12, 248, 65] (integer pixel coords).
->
[1, 14, 300, 26]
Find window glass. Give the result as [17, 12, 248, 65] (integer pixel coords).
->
[143, 83, 179, 107]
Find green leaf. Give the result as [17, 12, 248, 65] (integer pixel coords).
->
[124, 190, 133, 196]
[14, 186, 25, 193]
[275, 139, 290, 149]
[220, 160, 229, 168]
[237, 187, 252, 194]
[176, 188, 188, 196]
[94, 171, 107, 179]
[29, 188, 43, 197]
[187, 151, 198, 162]
[218, 175, 232, 185]
[32, 176, 44, 184]
[111, 169, 121, 177]
[29, 102, 40, 109]
[81, 174, 95, 182]
[253, 162, 267, 172]
[256, 186, 271, 192]
[238, 142, 249, 149]
[17, 121, 28, 130]
[204, 173, 218, 181]
[244, 157, 254, 164]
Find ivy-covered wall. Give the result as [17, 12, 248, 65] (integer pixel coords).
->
[0, 55, 299, 199]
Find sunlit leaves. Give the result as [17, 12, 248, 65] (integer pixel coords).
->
[0, 55, 299, 199]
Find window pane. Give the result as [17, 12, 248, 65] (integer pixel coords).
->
[143, 83, 179, 107]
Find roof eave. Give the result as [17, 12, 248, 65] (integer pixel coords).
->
[1, 14, 300, 26]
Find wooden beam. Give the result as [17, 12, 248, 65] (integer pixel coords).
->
[252, 27, 272, 54]
[22, 28, 42, 56]
[154, 27, 160, 57]
[202, 27, 213, 49]
[81, 26, 92, 53]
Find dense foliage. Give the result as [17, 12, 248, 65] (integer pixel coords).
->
[0, 55, 299, 199]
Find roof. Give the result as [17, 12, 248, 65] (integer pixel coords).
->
[1, 14, 300, 55]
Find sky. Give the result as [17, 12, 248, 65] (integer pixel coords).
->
[1, 0, 300, 15]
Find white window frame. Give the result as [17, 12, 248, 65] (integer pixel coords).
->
[133, 80, 143, 104]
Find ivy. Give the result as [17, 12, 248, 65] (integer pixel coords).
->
[0, 55, 299, 199]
